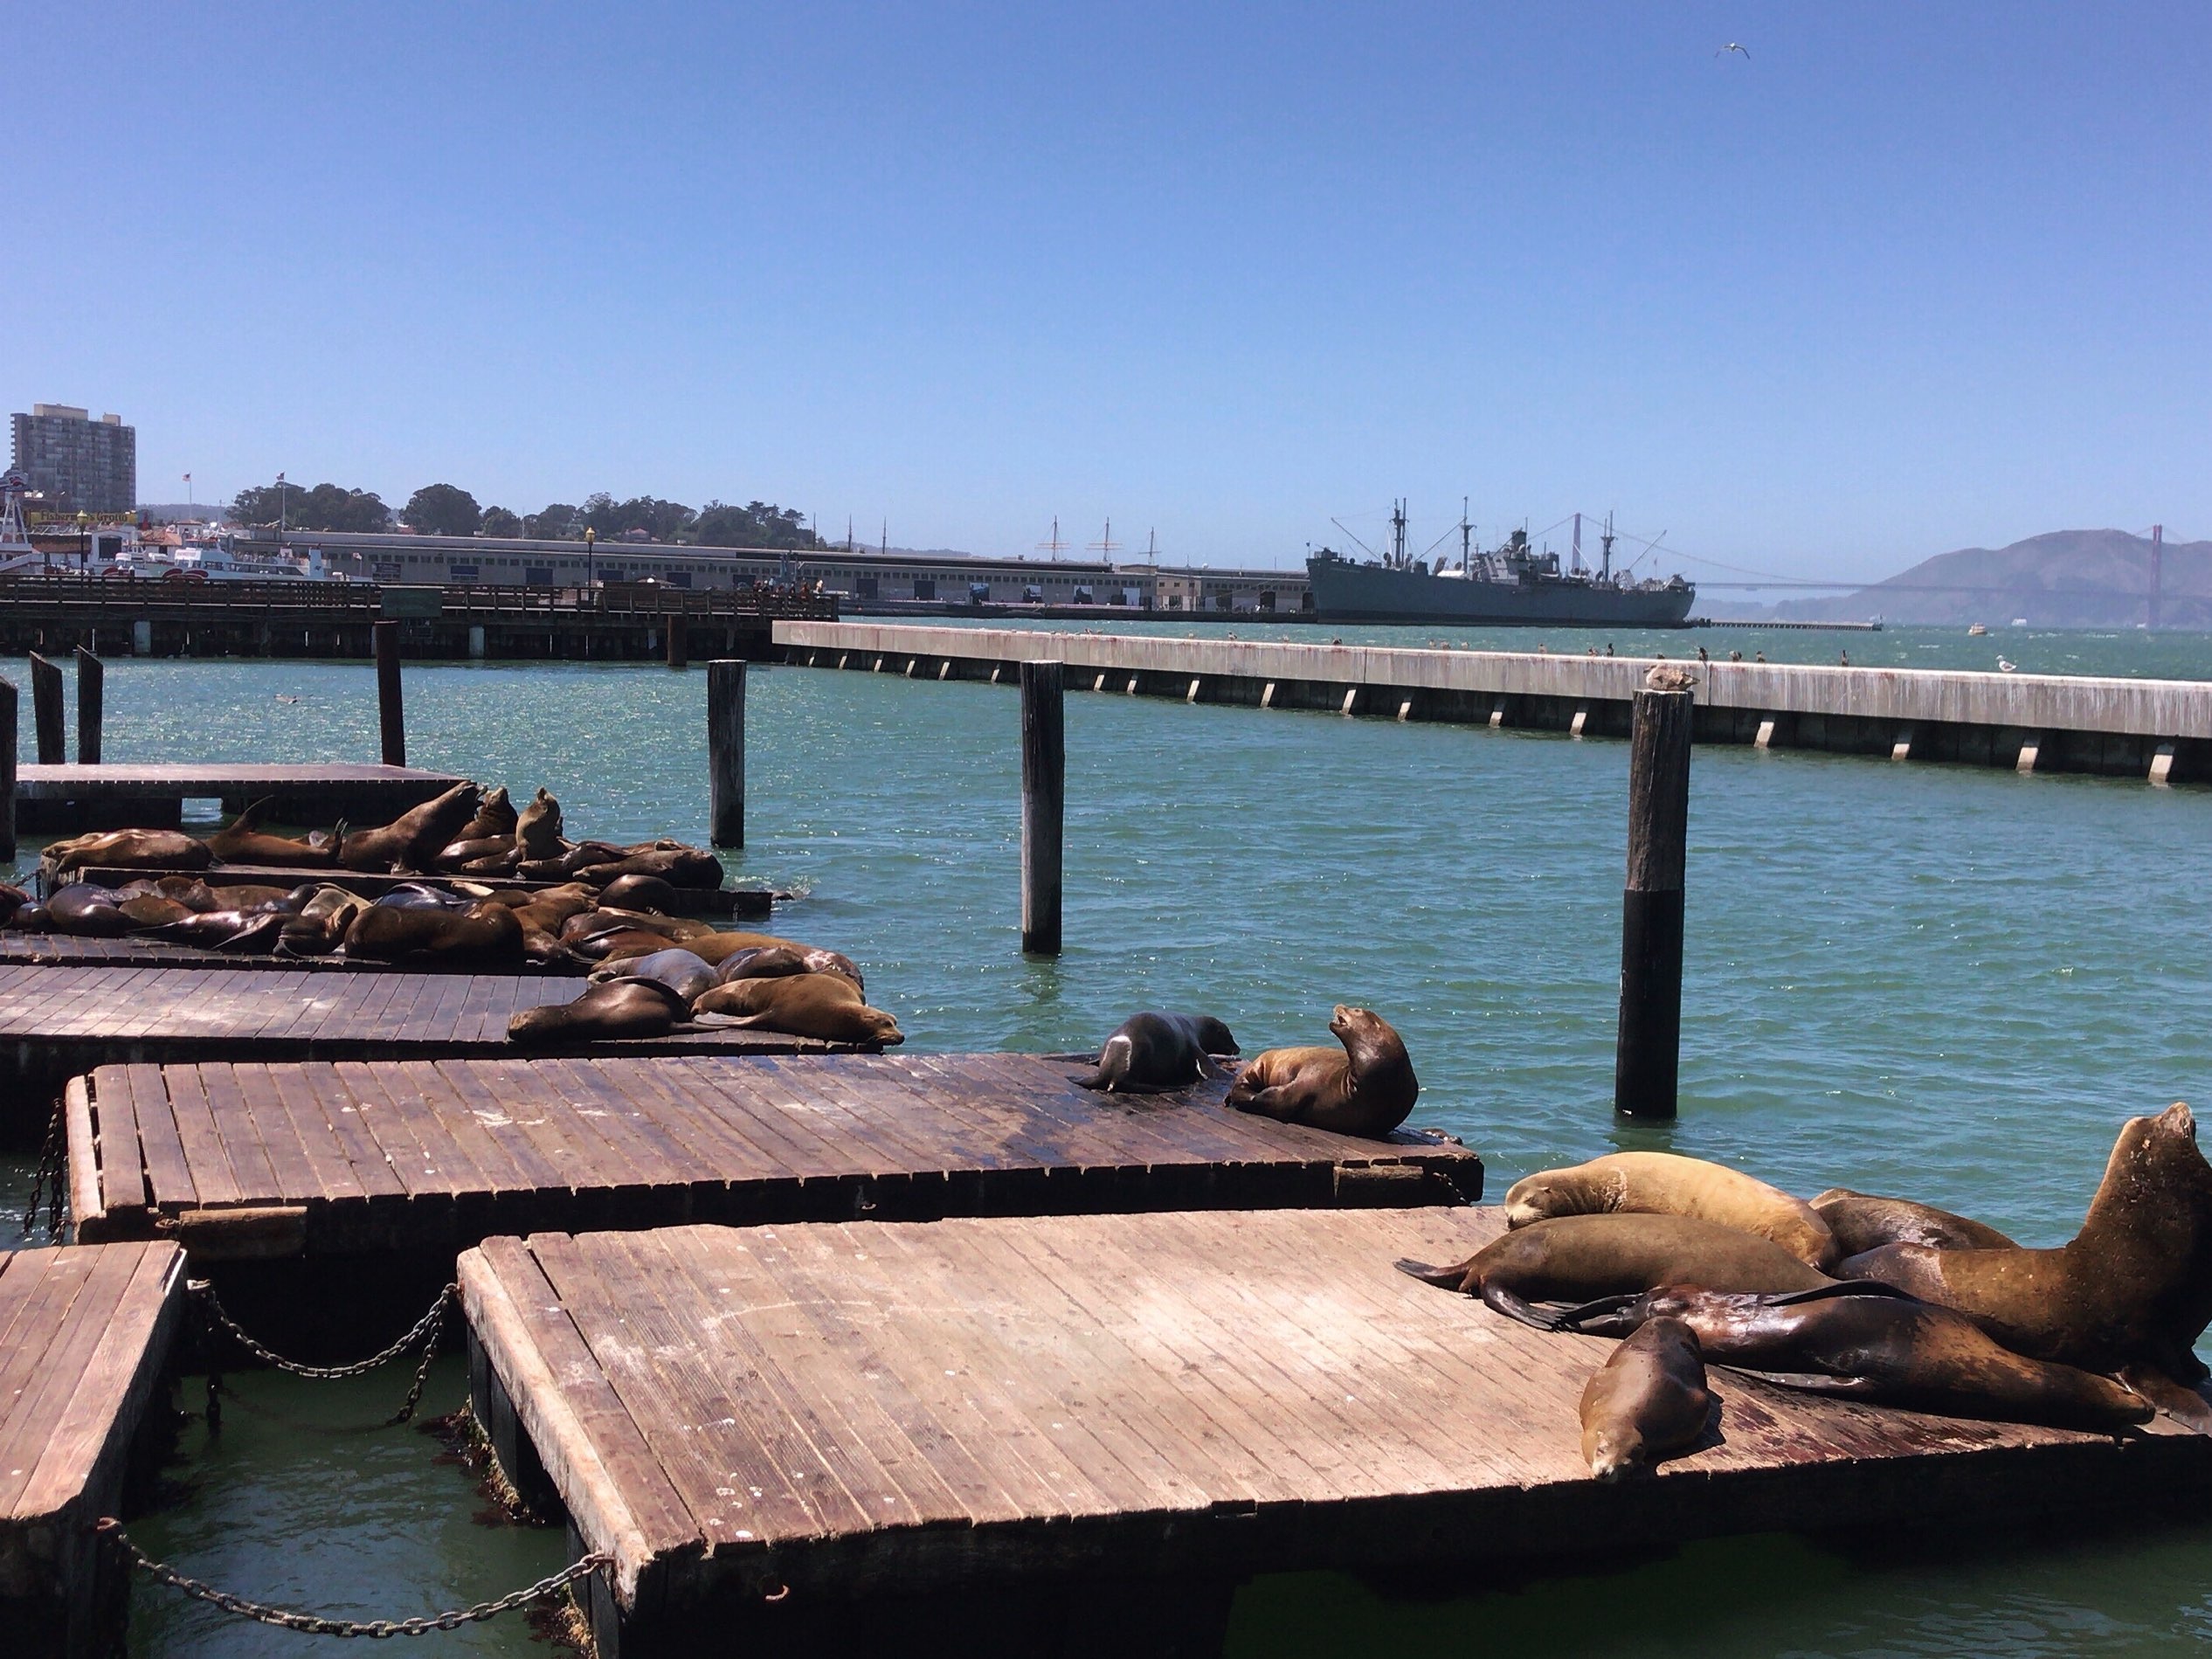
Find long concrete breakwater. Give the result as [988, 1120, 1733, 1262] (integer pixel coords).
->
[775, 620, 2211, 785]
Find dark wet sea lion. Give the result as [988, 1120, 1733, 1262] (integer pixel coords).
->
[597, 873, 684, 914]
[343, 900, 524, 966]
[572, 847, 724, 889]
[1580, 1317, 1712, 1480]
[1840, 1104, 2212, 1421]
[339, 782, 483, 873]
[47, 884, 136, 937]
[512, 884, 598, 934]
[508, 980, 677, 1046]
[118, 895, 197, 928]
[1507, 1152, 1838, 1269]
[692, 972, 902, 1045]
[279, 886, 366, 956]
[515, 788, 565, 860]
[1395, 1213, 1834, 1330]
[150, 909, 287, 951]
[714, 945, 812, 983]
[373, 881, 474, 911]
[1559, 1283, 2152, 1434]
[1226, 1006, 1416, 1137]
[205, 798, 342, 868]
[559, 909, 711, 946]
[571, 927, 697, 964]
[685, 932, 863, 987]
[45, 829, 212, 874]
[1809, 1188, 2018, 1255]
[438, 834, 522, 869]
[0, 882, 32, 925]
[1074, 1011, 1240, 1094]
[589, 947, 718, 1007]
[11, 904, 50, 930]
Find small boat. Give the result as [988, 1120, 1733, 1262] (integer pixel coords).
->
[1967, 623, 1987, 636]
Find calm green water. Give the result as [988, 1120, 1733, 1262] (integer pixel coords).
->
[1, 626, 2208, 1655]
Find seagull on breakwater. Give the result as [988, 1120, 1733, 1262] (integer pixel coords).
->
[1717, 41, 1750, 58]
[1997, 658, 2017, 674]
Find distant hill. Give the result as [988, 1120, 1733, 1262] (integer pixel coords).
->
[1774, 529, 2211, 629]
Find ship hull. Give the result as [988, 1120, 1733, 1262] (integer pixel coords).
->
[1306, 559, 1696, 628]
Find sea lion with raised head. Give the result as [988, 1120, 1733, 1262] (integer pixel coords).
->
[1810, 1188, 2018, 1256]
[1225, 1006, 1416, 1137]
[1840, 1103, 2212, 1426]
[692, 972, 902, 1046]
[514, 788, 566, 861]
[1506, 1152, 1838, 1269]
[508, 980, 679, 1047]
[456, 786, 518, 843]
[204, 798, 343, 868]
[1073, 1012, 1240, 1094]
[1395, 1213, 1834, 1331]
[342, 899, 524, 966]
[1557, 1283, 2152, 1434]
[338, 782, 484, 873]
[1580, 1317, 1713, 1480]
[45, 829, 212, 874]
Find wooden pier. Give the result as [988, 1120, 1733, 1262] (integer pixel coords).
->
[49, 864, 775, 923]
[0, 1241, 188, 1658]
[17, 762, 466, 833]
[68, 1055, 1477, 1261]
[0, 933, 587, 974]
[463, 1207, 2212, 1658]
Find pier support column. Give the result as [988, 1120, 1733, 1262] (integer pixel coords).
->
[2150, 741, 2177, 787]
[1490, 699, 1507, 729]
[1753, 717, 1777, 749]
[73, 648, 102, 764]
[467, 626, 486, 660]
[1020, 660, 1065, 957]
[0, 677, 17, 861]
[2016, 732, 2043, 775]
[373, 621, 406, 765]
[709, 660, 746, 848]
[1262, 681, 1276, 709]
[28, 653, 65, 765]
[131, 619, 151, 657]
[1570, 705, 1590, 738]
[1187, 678, 1202, 703]
[1614, 686, 1694, 1120]
[1891, 726, 1915, 762]
[666, 623, 687, 669]
[1340, 688, 1358, 716]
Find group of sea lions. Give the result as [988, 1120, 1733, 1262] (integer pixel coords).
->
[1400, 1108, 2212, 1478]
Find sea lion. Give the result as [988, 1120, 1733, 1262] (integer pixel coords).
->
[589, 947, 718, 1008]
[45, 829, 212, 874]
[597, 873, 684, 914]
[456, 786, 518, 842]
[1506, 1152, 1838, 1269]
[1809, 1188, 2018, 1255]
[204, 798, 342, 868]
[560, 909, 712, 946]
[278, 886, 366, 956]
[146, 909, 287, 951]
[692, 972, 902, 1046]
[571, 847, 724, 889]
[690, 933, 863, 987]
[1579, 1317, 1713, 1480]
[45, 884, 137, 937]
[118, 895, 197, 928]
[438, 835, 522, 870]
[342, 900, 524, 966]
[515, 788, 566, 861]
[508, 980, 678, 1047]
[0, 883, 28, 926]
[339, 782, 484, 873]
[713, 945, 812, 982]
[1395, 1213, 1834, 1330]
[1225, 1006, 1416, 1137]
[1557, 1284, 2153, 1434]
[1840, 1103, 2212, 1424]
[1073, 1012, 1240, 1094]
[11, 904, 50, 931]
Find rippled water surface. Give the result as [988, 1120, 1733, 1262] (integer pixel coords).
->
[0, 627, 2207, 1656]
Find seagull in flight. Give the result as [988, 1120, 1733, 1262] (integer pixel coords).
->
[1717, 42, 1750, 58]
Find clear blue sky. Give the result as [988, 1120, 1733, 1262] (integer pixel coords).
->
[11, 3, 2208, 577]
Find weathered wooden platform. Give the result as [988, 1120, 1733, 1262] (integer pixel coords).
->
[69, 1056, 1477, 1260]
[52, 866, 775, 923]
[0, 933, 584, 974]
[462, 1208, 2212, 1658]
[0, 1241, 188, 1657]
[17, 763, 465, 832]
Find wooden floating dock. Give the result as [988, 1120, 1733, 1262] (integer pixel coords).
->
[464, 1207, 2212, 1658]
[0, 1241, 187, 1659]
[52, 865, 775, 923]
[0, 933, 585, 974]
[69, 1055, 1477, 1260]
[778, 619, 2212, 785]
[17, 762, 466, 833]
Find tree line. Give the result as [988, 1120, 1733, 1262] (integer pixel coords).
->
[227, 481, 825, 550]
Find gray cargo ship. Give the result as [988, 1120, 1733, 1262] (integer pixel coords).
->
[1305, 505, 1696, 628]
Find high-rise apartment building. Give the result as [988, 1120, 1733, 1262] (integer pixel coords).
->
[10, 404, 137, 514]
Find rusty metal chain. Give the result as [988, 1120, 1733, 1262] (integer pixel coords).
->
[191, 1280, 456, 1425]
[96, 1517, 608, 1638]
[18, 1096, 67, 1239]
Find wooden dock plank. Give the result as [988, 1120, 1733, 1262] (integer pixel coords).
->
[0, 933, 585, 975]
[461, 1210, 2212, 1621]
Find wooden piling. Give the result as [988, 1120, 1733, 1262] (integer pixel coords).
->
[1020, 659, 1064, 956]
[709, 660, 745, 848]
[28, 654, 64, 766]
[373, 620, 406, 766]
[73, 647, 103, 764]
[0, 678, 16, 861]
[666, 616, 688, 669]
[1614, 686, 1693, 1119]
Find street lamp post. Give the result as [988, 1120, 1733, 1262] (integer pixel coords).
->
[584, 525, 595, 587]
[76, 510, 89, 570]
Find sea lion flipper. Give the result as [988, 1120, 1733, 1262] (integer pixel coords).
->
[1552, 1292, 1643, 1331]
[1479, 1282, 1569, 1332]
[1761, 1281, 1923, 1308]
[1722, 1368, 1880, 1397]
[2119, 1365, 2212, 1433]
[1393, 1257, 1471, 1293]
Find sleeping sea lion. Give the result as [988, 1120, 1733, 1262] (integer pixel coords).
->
[1073, 1012, 1240, 1094]
[1506, 1152, 1838, 1269]
[46, 884, 137, 937]
[692, 972, 902, 1045]
[1840, 1103, 2212, 1426]
[1810, 1188, 2018, 1255]
[338, 782, 484, 873]
[149, 909, 287, 952]
[515, 788, 566, 861]
[1225, 1006, 1415, 1137]
[279, 886, 366, 956]
[1558, 1283, 2152, 1434]
[597, 874, 684, 914]
[571, 847, 724, 889]
[45, 829, 212, 874]
[589, 947, 718, 1008]
[438, 835, 522, 870]
[0, 883, 28, 926]
[1395, 1213, 1834, 1330]
[204, 798, 342, 868]
[714, 945, 812, 982]
[342, 900, 524, 966]
[508, 980, 678, 1047]
[118, 895, 197, 928]
[1580, 1317, 1712, 1480]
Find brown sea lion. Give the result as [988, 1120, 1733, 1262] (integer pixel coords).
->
[571, 847, 724, 889]
[438, 834, 522, 869]
[149, 909, 287, 951]
[1810, 1188, 2018, 1255]
[511, 884, 598, 934]
[1395, 1213, 1834, 1330]
[559, 909, 714, 947]
[1840, 1104, 2212, 1425]
[693, 932, 863, 988]
[342, 899, 524, 966]
[456, 786, 518, 842]
[508, 980, 677, 1047]
[597, 873, 684, 914]
[45, 829, 212, 874]
[204, 799, 342, 868]
[0, 883, 28, 925]
[338, 782, 484, 873]
[515, 788, 565, 861]
[117, 895, 197, 928]
[46, 883, 137, 937]
[588, 947, 718, 1007]
[692, 972, 902, 1046]
[713, 945, 812, 982]
[1506, 1152, 1838, 1269]
[1558, 1284, 2153, 1434]
[1225, 1006, 1416, 1137]
[278, 886, 366, 956]
[1074, 1012, 1241, 1094]
[1580, 1317, 1713, 1480]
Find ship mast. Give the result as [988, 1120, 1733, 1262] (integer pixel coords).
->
[1571, 511, 1582, 574]
[1391, 499, 1407, 569]
[1600, 512, 1615, 583]
[1460, 497, 1471, 574]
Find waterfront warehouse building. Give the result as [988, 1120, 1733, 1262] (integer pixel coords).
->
[10, 404, 137, 515]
